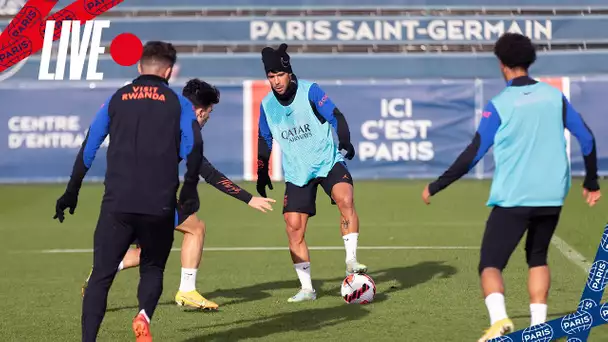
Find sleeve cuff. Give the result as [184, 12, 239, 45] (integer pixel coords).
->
[583, 177, 600, 192]
[428, 181, 440, 196]
[238, 191, 254, 204]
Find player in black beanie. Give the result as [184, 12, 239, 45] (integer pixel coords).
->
[261, 43, 296, 98]
[261, 43, 293, 74]
[256, 43, 367, 303]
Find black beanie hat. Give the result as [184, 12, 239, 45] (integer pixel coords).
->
[261, 43, 293, 74]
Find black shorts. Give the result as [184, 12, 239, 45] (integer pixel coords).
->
[174, 206, 190, 227]
[478, 205, 562, 274]
[283, 161, 353, 218]
[132, 206, 190, 246]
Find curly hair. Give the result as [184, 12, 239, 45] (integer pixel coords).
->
[182, 78, 220, 108]
[493, 33, 537, 70]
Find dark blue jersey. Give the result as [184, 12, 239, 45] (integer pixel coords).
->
[66, 74, 202, 216]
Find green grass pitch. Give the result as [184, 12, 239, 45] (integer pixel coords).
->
[0, 179, 607, 341]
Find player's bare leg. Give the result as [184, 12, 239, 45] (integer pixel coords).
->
[331, 182, 367, 275]
[285, 212, 316, 302]
[525, 215, 557, 327]
[121, 248, 141, 270]
[528, 266, 550, 325]
[481, 267, 505, 298]
[175, 214, 205, 271]
[285, 212, 310, 263]
[174, 214, 218, 310]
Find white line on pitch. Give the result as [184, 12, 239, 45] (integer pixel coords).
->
[237, 221, 481, 228]
[551, 235, 592, 274]
[21, 245, 479, 254]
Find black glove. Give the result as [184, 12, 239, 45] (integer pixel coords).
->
[54, 190, 78, 223]
[179, 181, 200, 216]
[339, 141, 356, 160]
[256, 159, 273, 198]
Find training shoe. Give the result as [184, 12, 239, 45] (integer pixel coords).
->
[287, 288, 317, 303]
[81, 267, 93, 297]
[346, 260, 368, 276]
[132, 313, 152, 342]
[175, 290, 219, 310]
[477, 318, 514, 342]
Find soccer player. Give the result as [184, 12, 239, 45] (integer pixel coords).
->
[81, 79, 276, 311]
[54, 41, 204, 341]
[421, 33, 601, 341]
[255, 43, 367, 302]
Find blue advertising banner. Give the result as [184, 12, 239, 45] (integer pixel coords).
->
[0, 86, 113, 183]
[1, 78, 607, 183]
[193, 85, 244, 180]
[567, 79, 608, 177]
[114, 0, 608, 9]
[314, 81, 477, 179]
[0, 84, 244, 183]
[14, 16, 606, 44]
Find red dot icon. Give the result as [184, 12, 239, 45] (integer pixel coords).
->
[110, 33, 143, 67]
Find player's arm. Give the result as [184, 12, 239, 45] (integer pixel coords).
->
[67, 97, 111, 192]
[200, 154, 253, 203]
[308, 83, 355, 159]
[178, 96, 203, 214]
[256, 104, 274, 197]
[258, 104, 273, 169]
[428, 101, 500, 196]
[202, 155, 275, 212]
[54, 96, 111, 222]
[563, 96, 600, 191]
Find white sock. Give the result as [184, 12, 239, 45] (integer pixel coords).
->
[530, 303, 548, 326]
[343, 233, 359, 262]
[485, 293, 508, 325]
[294, 262, 313, 291]
[138, 309, 150, 323]
[179, 268, 197, 292]
[117, 261, 124, 271]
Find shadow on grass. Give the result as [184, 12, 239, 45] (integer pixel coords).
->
[177, 261, 457, 341]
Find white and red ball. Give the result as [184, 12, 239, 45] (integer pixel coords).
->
[341, 273, 376, 304]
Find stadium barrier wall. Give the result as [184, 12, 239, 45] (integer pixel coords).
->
[7, 52, 608, 81]
[2, 14, 608, 80]
[0, 77, 606, 184]
[0, 15, 598, 43]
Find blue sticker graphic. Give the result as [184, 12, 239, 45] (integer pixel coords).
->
[489, 224, 608, 342]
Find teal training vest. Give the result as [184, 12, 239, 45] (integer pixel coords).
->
[261, 80, 344, 186]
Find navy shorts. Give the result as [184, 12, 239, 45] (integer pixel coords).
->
[478, 205, 562, 274]
[283, 161, 353, 218]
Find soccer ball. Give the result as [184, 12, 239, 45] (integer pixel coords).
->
[341, 273, 376, 304]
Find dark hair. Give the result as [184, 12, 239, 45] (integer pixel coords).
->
[182, 78, 220, 108]
[493, 33, 537, 70]
[140, 41, 177, 67]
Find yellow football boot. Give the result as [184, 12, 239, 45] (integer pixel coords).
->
[175, 290, 219, 310]
[478, 318, 515, 342]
